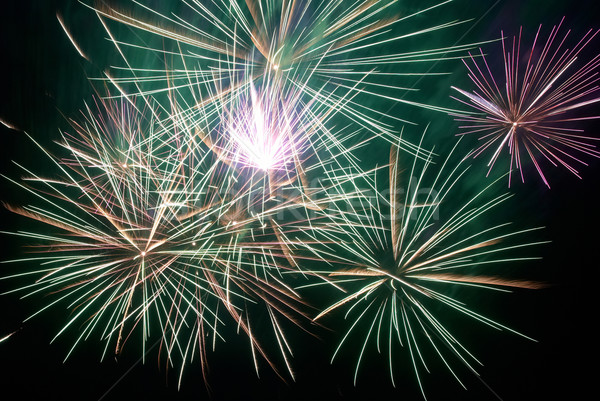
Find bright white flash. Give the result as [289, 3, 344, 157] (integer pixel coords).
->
[227, 82, 296, 171]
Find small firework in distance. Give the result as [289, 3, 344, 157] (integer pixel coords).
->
[451, 18, 600, 187]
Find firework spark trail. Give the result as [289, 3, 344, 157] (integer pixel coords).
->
[303, 133, 547, 398]
[0, 95, 327, 383]
[451, 18, 600, 187]
[157, 58, 374, 294]
[151, 42, 380, 225]
[82, 0, 494, 160]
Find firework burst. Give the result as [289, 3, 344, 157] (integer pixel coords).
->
[451, 18, 600, 187]
[0, 96, 320, 384]
[85, 0, 482, 157]
[307, 134, 547, 397]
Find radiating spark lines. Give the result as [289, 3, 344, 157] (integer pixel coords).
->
[452, 18, 600, 187]
[0, 96, 320, 383]
[87, 0, 485, 157]
[306, 135, 546, 398]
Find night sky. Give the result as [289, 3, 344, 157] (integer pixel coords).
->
[1, 1, 599, 400]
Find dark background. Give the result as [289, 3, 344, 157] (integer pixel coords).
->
[1, 1, 599, 400]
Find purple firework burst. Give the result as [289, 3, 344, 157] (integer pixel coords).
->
[452, 17, 600, 188]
